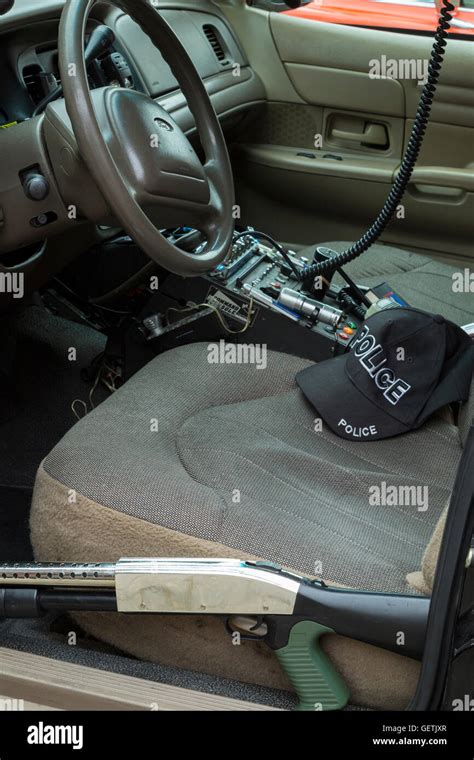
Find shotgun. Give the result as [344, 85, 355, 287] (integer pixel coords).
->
[0, 558, 429, 710]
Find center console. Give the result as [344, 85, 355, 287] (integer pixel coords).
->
[85, 226, 414, 383]
[142, 228, 369, 363]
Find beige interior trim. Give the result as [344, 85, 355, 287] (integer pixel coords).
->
[0, 648, 279, 711]
[408, 166, 474, 192]
[270, 13, 473, 88]
[285, 65, 404, 117]
[235, 143, 398, 183]
[270, 13, 474, 127]
[217, 2, 303, 103]
[0, 695, 59, 712]
[405, 120, 474, 170]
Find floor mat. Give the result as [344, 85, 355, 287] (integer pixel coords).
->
[0, 303, 108, 560]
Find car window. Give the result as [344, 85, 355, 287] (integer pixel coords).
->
[248, 1, 474, 36]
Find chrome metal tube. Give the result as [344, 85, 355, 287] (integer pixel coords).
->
[278, 288, 343, 328]
[0, 562, 116, 587]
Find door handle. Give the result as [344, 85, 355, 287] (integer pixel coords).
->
[332, 123, 388, 147]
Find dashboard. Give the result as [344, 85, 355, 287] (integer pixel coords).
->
[1, 20, 141, 126]
[0, 1, 265, 278]
[0, 3, 264, 128]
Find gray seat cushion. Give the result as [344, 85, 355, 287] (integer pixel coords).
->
[40, 343, 464, 594]
[298, 242, 471, 326]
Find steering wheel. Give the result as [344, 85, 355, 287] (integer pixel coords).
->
[58, 0, 235, 276]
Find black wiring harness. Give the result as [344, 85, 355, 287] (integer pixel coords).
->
[302, 0, 456, 286]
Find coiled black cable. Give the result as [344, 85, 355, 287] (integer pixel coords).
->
[303, 0, 455, 286]
[337, 292, 367, 322]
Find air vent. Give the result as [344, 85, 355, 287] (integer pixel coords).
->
[22, 64, 44, 105]
[203, 25, 226, 63]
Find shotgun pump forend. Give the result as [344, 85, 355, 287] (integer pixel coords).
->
[0, 558, 429, 711]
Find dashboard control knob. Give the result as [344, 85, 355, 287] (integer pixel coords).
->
[23, 173, 50, 202]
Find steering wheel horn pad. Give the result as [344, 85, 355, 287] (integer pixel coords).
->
[104, 88, 210, 205]
[55, 0, 235, 276]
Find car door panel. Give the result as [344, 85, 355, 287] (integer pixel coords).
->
[222, 4, 474, 265]
[271, 14, 474, 125]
